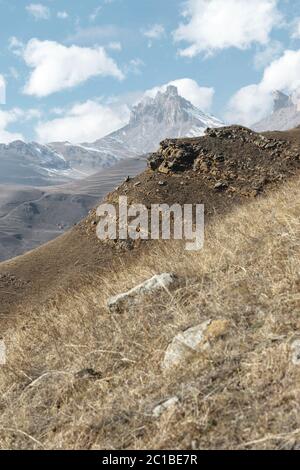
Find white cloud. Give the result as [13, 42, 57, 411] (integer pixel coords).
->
[26, 3, 50, 20]
[261, 49, 300, 91]
[57, 11, 69, 19]
[22, 39, 124, 97]
[0, 109, 24, 143]
[35, 100, 130, 143]
[145, 78, 215, 111]
[0, 75, 6, 104]
[0, 107, 41, 143]
[173, 0, 281, 57]
[143, 24, 165, 40]
[226, 85, 274, 126]
[226, 49, 300, 125]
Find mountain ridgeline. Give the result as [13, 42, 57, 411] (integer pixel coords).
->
[0, 86, 223, 186]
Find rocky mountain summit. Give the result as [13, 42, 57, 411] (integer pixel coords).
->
[254, 90, 300, 132]
[84, 85, 224, 160]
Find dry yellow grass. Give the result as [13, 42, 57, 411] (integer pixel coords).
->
[0, 178, 299, 450]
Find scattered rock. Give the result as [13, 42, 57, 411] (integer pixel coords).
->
[146, 125, 296, 199]
[108, 273, 178, 313]
[162, 319, 229, 370]
[214, 181, 228, 191]
[158, 181, 167, 186]
[0, 273, 29, 289]
[152, 396, 179, 418]
[134, 181, 141, 187]
[291, 340, 300, 365]
[74, 368, 102, 380]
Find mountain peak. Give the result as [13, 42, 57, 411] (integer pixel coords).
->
[254, 89, 300, 132]
[164, 85, 179, 97]
[94, 85, 224, 156]
[272, 90, 291, 113]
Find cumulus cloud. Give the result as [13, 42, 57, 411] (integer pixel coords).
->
[226, 49, 300, 125]
[35, 100, 130, 143]
[26, 3, 50, 20]
[22, 39, 124, 97]
[173, 0, 281, 57]
[226, 85, 274, 126]
[145, 78, 215, 111]
[0, 75, 6, 104]
[261, 49, 300, 91]
[0, 107, 42, 143]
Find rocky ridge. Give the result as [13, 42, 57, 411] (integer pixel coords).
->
[148, 125, 299, 197]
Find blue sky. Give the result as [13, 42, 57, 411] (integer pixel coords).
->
[1, 0, 300, 143]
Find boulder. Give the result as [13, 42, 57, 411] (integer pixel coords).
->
[162, 319, 229, 370]
[107, 273, 177, 313]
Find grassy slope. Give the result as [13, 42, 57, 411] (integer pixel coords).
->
[0, 177, 299, 450]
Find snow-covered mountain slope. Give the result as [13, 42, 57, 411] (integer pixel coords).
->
[0, 140, 73, 186]
[90, 85, 224, 157]
[48, 141, 129, 174]
[0, 140, 120, 186]
[253, 90, 300, 132]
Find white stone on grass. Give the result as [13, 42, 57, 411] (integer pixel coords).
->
[107, 273, 177, 313]
[163, 319, 229, 370]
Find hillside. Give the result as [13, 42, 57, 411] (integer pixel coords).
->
[0, 125, 300, 323]
[0, 174, 299, 450]
[0, 125, 299, 450]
